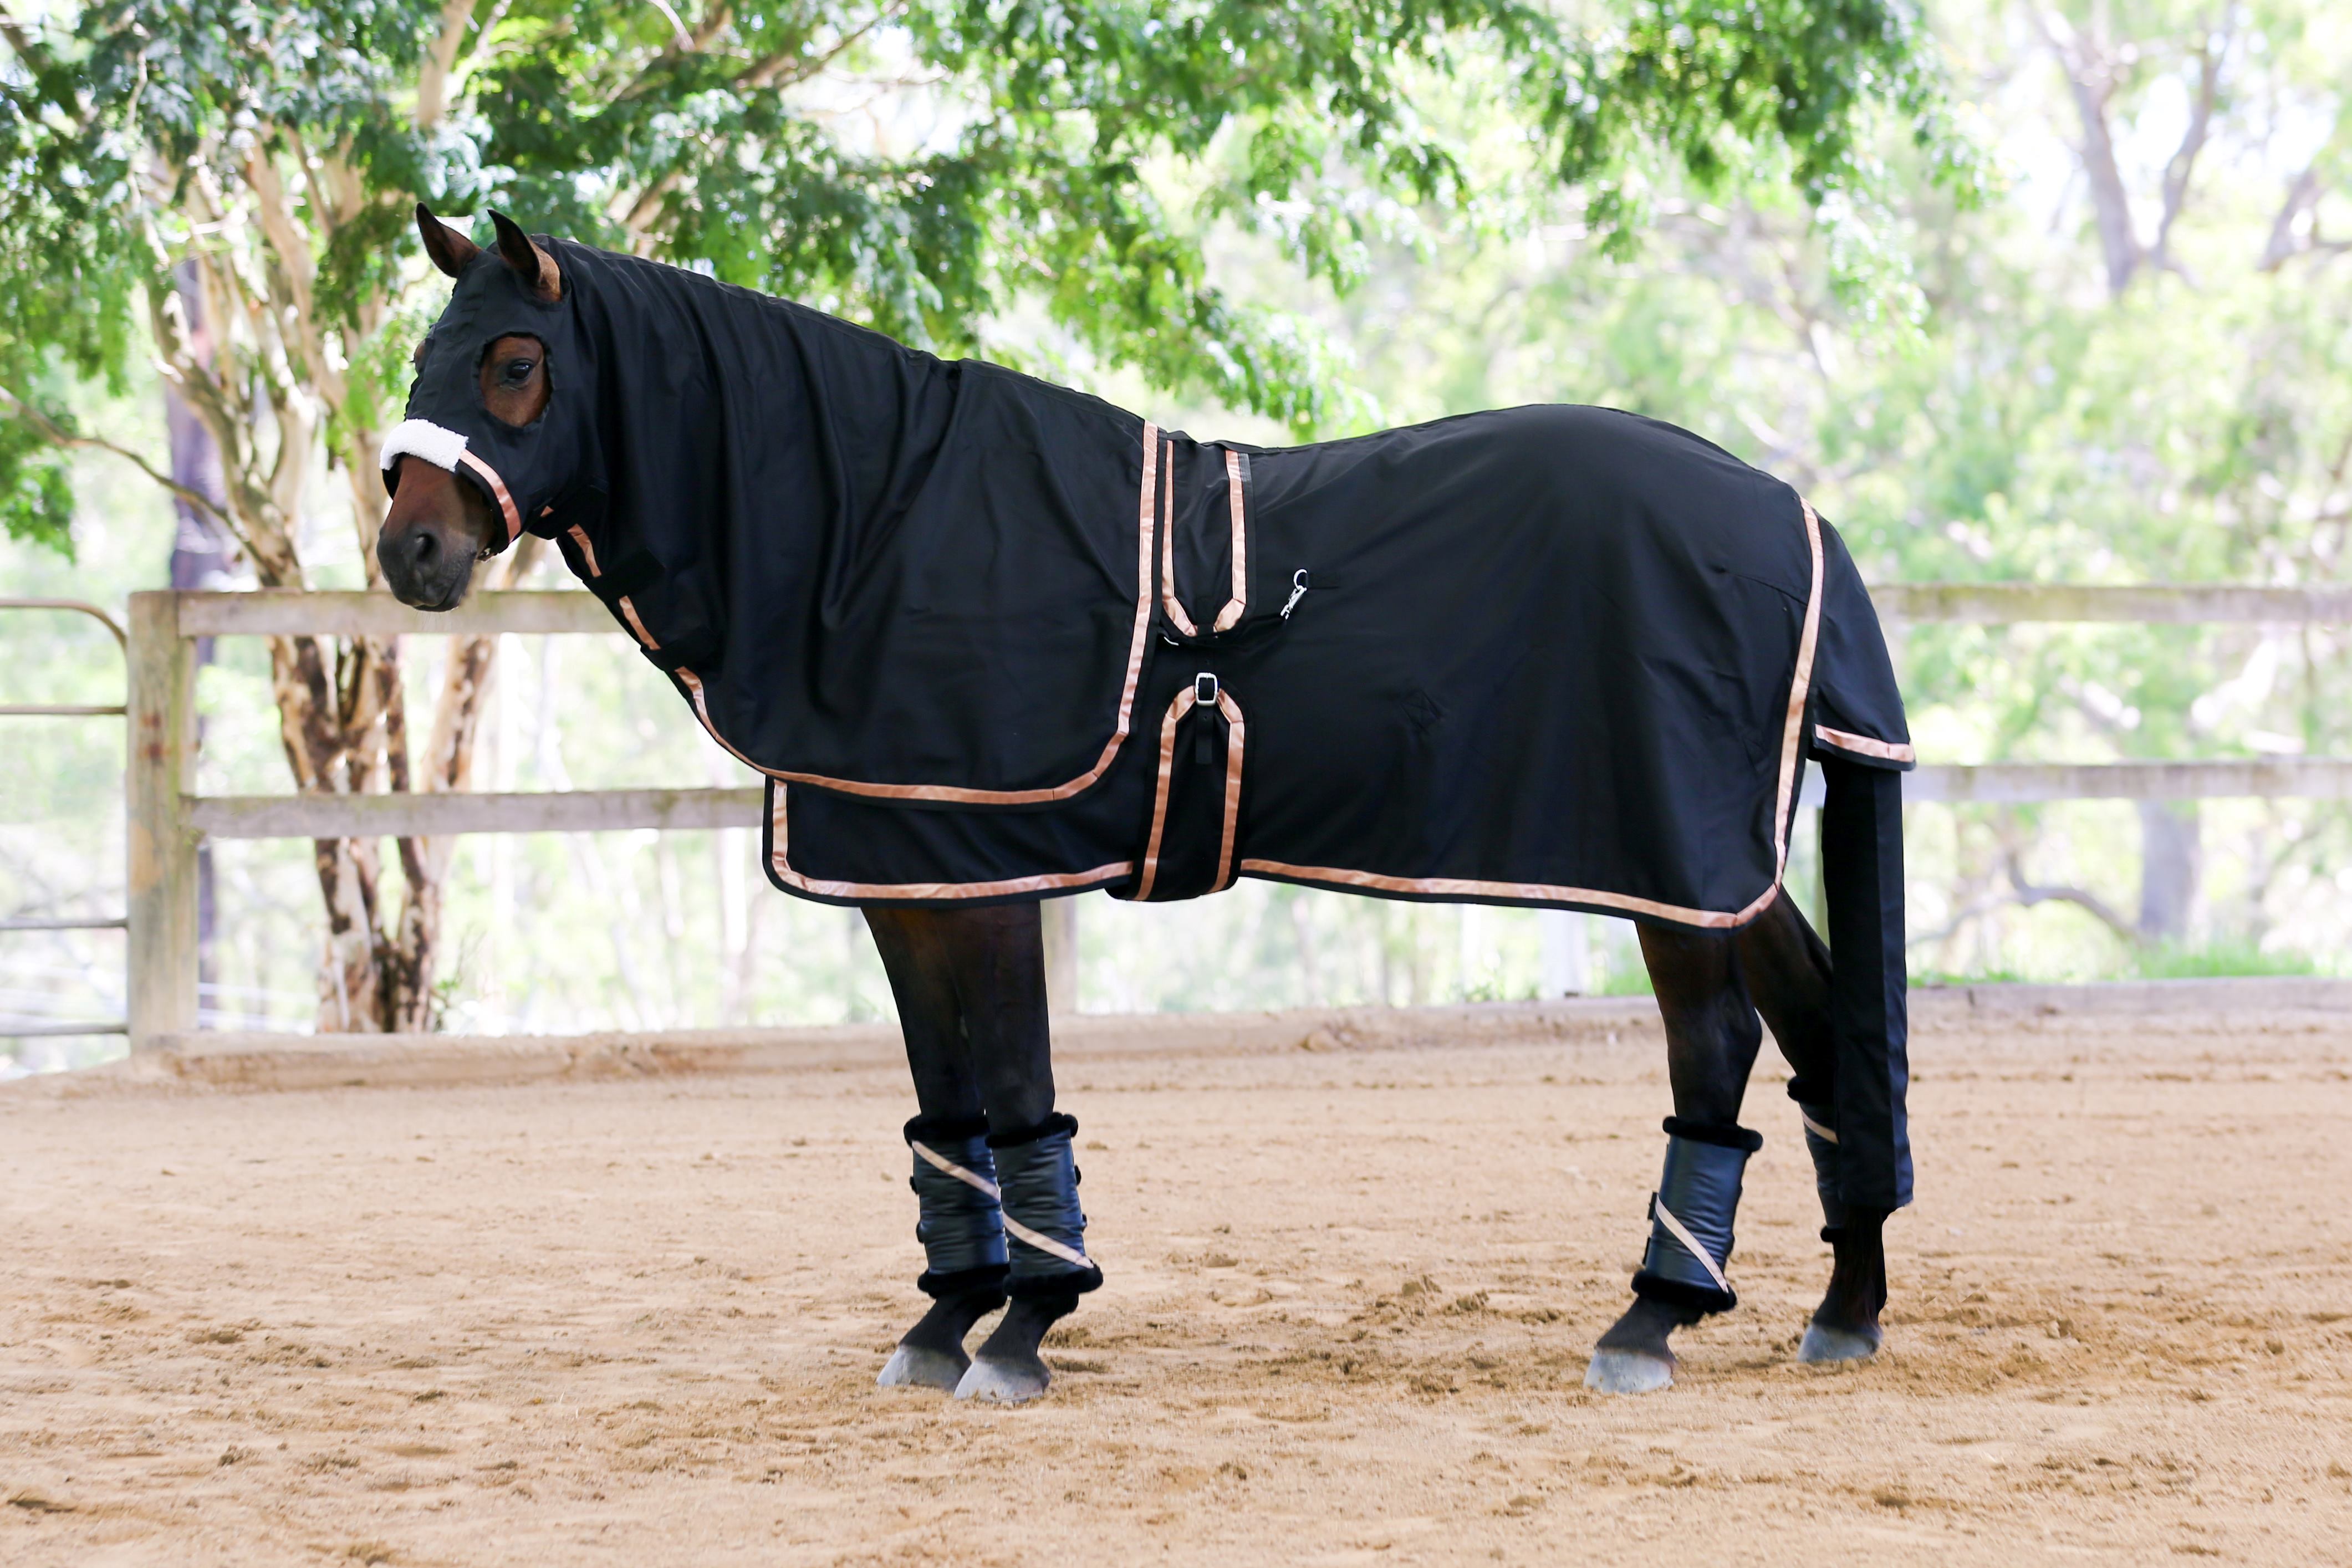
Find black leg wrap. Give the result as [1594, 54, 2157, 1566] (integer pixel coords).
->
[905, 1115, 1009, 1296]
[1821, 757, 1913, 1211]
[1794, 1100, 1848, 1235]
[1630, 1118, 1759, 1316]
[988, 1112, 1104, 1298]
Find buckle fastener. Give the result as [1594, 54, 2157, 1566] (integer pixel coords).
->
[1193, 672, 1219, 705]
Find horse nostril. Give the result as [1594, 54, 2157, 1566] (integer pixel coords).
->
[407, 529, 440, 569]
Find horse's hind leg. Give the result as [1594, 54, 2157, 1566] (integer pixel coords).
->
[866, 905, 1011, 1392]
[1743, 757, 1911, 1362]
[1584, 923, 1767, 1394]
[1737, 892, 1886, 1360]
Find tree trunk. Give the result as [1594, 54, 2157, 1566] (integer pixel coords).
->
[2135, 799, 2202, 944]
[165, 263, 235, 1011]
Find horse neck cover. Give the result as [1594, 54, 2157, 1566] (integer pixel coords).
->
[390, 236, 1914, 931]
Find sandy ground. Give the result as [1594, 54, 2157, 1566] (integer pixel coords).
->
[3, 1013, 2350, 1567]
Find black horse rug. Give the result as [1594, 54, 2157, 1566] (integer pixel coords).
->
[385, 238, 1913, 927]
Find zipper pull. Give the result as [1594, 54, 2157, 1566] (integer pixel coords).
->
[1279, 569, 1309, 621]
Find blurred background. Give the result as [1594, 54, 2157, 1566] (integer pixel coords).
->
[4, 1, 2349, 1066]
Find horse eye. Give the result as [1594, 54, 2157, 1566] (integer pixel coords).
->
[502, 358, 535, 384]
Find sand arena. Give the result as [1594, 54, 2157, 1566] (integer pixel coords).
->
[3, 992, 2349, 1566]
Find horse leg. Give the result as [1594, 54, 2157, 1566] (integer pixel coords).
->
[1753, 755, 1912, 1360]
[915, 902, 1103, 1404]
[1584, 922, 1767, 1394]
[866, 905, 1011, 1392]
[1735, 890, 1887, 1359]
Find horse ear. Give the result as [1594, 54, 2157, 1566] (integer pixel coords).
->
[416, 202, 480, 278]
[489, 210, 562, 303]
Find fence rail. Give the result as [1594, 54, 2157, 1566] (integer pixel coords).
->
[1873, 582, 2352, 624]
[12, 583, 2345, 1051]
[1, 599, 130, 1040]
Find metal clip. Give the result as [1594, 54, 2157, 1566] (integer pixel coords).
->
[1193, 672, 1219, 705]
[1279, 568, 1309, 620]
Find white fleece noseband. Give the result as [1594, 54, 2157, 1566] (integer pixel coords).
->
[381, 418, 471, 474]
[381, 418, 523, 543]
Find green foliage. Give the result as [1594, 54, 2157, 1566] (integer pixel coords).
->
[2130, 941, 2320, 980]
[0, 413, 75, 557]
[0, 0, 1965, 515]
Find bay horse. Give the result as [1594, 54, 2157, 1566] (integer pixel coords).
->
[375, 207, 1912, 1403]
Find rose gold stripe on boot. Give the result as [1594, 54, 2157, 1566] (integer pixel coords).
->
[1652, 1197, 1731, 1293]
[674, 422, 1164, 804]
[1236, 493, 1829, 931]
[1130, 686, 1198, 902]
[1210, 450, 1248, 634]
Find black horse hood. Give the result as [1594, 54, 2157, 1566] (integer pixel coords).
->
[382, 242, 596, 543]
[390, 237, 1157, 802]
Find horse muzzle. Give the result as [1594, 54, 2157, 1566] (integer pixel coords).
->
[376, 515, 478, 611]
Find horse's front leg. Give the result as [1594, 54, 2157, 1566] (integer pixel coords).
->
[1585, 921, 1767, 1394]
[866, 905, 1009, 1392]
[865, 902, 1102, 1404]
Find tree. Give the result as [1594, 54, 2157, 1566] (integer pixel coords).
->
[0, 0, 1967, 1030]
[1202, 1, 2352, 977]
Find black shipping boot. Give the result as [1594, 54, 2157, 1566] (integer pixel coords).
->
[1629, 1117, 1762, 1316]
[955, 1112, 1101, 1403]
[878, 1115, 1009, 1390]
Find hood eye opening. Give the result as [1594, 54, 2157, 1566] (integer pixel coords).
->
[477, 333, 552, 431]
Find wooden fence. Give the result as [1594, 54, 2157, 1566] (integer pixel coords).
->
[89, 584, 2352, 1049]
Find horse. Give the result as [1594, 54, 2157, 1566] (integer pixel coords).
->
[374, 205, 1914, 1404]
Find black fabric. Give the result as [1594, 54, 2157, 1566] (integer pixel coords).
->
[397, 238, 1914, 932]
[1821, 758, 1913, 1210]
[986, 1110, 1079, 1150]
[916, 1263, 1010, 1302]
[1632, 1130, 1754, 1316]
[1804, 523, 1913, 772]
[1627, 1273, 1738, 1316]
[1660, 1116, 1763, 1152]
[905, 1112, 989, 1144]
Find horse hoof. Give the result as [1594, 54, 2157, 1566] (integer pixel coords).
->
[877, 1344, 967, 1391]
[1583, 1349, 1675, 1395]
[1797, 1322, 1883, 1365]
[955, 1355, 1050, 1405]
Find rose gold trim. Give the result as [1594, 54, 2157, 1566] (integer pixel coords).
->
[457, 450, 523, 543]
[674, 423, 1164, 804]
[1210, 450, 1247, 634]
[564, 522, 657, 650]
[767, 789, 1131, 901]
[1236, 859, 1754, 928]
[1159, 437, 1198, 639]
[1770, 500, 1827, 874]
[565, 524, 602, 577]
[616, 596, 660, 649]
[1814, 725, 1915, 765]
[1213, 688, 1244, 889]
[1229, 495, 1830, 931]
[1131, 686, 1198, 901]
